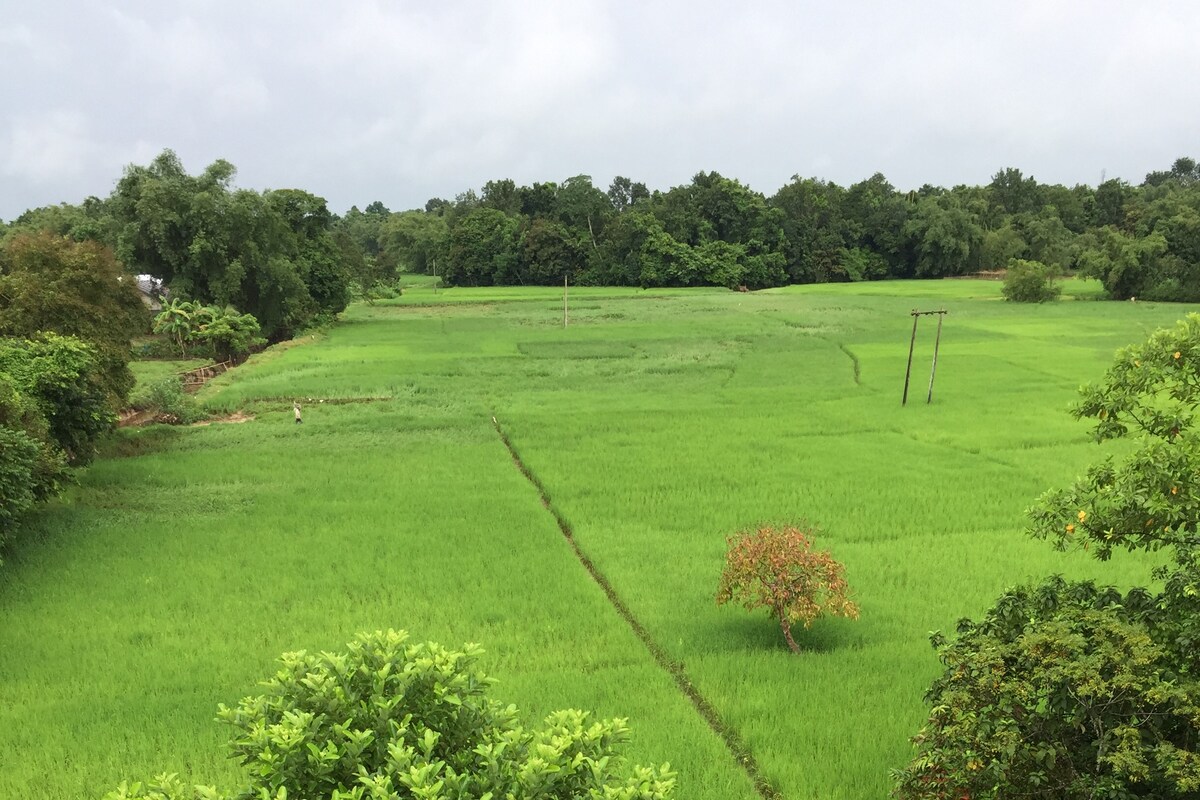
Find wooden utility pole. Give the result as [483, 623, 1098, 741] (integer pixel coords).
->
[563, 275, 569, 328]
[901, 310, 920, 405]
[926, 310, 945, 404]
[902, 309, 948, 405]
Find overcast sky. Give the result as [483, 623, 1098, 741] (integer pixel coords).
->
[2, 0, 1197, 220]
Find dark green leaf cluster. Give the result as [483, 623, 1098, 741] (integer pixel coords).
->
[0, 332, 110, 560]
[106, 630, 676, 800]
[0, 333, 113, 465]
[329, 157, 1200, 296]
[893, 577, 1200, 799]
[0, 231, 147, 403]
[1074, 178, 1200, 301]
[104, 151, 351, 340]
[1001, 259, 1061, 303]
[7, 153, 1200, 298]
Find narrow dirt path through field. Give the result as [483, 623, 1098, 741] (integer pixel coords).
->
[491, 414, 781, 800]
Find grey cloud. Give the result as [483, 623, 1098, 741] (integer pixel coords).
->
[2, 0, 1198, 220]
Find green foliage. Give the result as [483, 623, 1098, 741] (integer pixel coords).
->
[607, 176, 650, 213]
[838, 246, 888, 282]
[691, 239, 747, 289]
[108, 630, 676, 800]
[841, 173, 912, 276]
[903, 195, 984, 278]
[0, 332, 113, 465]
[555, 175, 611, 245]
[892, 576, 1200, 800]
[0, 196, 114, 245]
[0, 425, 41, 549]
[518, 217, 588, 284]
[443, 207, 522, 286]
[354, 280, 403, 304]
[153, 301, 265, 363]
[106, 775, 227, 800]
[127, 376, 200, 424]
[0, 335, 94, 558]
[1001, 259, 1061, 303]
[268, 188, 353, 318]
[1076, 226, 1168, 300]
[770, 176, 849, 282]
[110, 151, 353, 340]
[1092, 178, 1131, 228]
[374, 211, 448, 277]
[0, 231, 146, 403]
[390, 158, 1200, 296]
[988, 167, 1043, 217]
[1144, 156, 1200, 188]
[636, 218, 698, 287]
[980, 223, 1026, 269]
[191, 306, 264, 363]
[1028, 313, 1200, 565]
[716, 524, 859, 652]
[10, 150, 1200, 301]
[0, 372, 66, 504]
[152, 298, 196, 357]
[1022, 211, 1074, 270]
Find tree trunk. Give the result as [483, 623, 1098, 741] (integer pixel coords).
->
[779, 612, 800, 653]
[587, 215, 599, 252]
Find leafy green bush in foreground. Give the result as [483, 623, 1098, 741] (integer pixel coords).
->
[107, 630, 675, 800]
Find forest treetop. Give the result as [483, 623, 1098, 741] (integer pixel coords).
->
[337, 155, 1200, 300]
[3, 152, 1200, 302]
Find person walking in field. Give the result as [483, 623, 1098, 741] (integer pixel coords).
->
[294, 401, 302, 424]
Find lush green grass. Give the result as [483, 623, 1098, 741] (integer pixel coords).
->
[0, 278, 1191, 799]
[129, 358, 211, 386]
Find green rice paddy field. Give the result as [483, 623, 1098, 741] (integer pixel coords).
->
[1, 279, 1191, 799]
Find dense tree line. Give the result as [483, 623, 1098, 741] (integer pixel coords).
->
[6, 153, 1199, 307]
[2, 150, 354, 341]
[339, 157, 1200, 299]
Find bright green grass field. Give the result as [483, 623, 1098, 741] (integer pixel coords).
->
[0, 278, 1192, 799]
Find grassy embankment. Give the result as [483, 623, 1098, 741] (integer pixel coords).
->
[0, 277, 1188, 799]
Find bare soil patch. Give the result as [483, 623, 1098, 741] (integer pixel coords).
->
[117, 409, 158, 428]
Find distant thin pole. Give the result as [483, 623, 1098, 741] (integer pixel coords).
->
[563, 275, 569, 328]
[902, 310, 919, 405]
[926, 310, 945, 404]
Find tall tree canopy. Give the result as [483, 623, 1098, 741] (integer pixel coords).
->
[7, 150, 1200, 300]
[109, 150, 353, 339]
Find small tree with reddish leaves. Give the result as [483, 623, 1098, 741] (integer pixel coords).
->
[716, 524, 859, 652]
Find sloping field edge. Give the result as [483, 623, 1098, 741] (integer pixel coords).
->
[490, 414, 780, 800]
